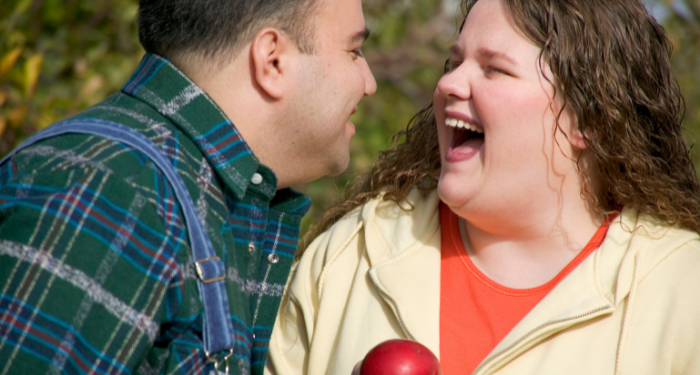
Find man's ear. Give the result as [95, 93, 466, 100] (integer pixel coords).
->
[250, 28, 295, 100]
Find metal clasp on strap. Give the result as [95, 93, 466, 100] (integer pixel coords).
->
[207, 349, 233, 375]
[195, 256, 226, 284]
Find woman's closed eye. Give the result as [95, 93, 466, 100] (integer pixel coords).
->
[484, 65, 511, 77]
[445, 59, 462, 73]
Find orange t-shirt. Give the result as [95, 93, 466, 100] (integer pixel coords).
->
[439, 204, 613, 374]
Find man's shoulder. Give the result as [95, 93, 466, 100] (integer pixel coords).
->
[6, 93, 200, 182]
[0, 89, 193, 262]
[0, 93, 193, 372]
[76, 91, 171, 128]
[0, 92, 195, 247]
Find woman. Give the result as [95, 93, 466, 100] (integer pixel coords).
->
[266, 0, 700, 374]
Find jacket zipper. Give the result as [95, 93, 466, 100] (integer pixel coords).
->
[472, 304, 612, 375]
[374, 283, 416, 341]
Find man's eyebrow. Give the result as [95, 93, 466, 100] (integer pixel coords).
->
[350, 27, 371, 44]
[449, 44, 462, 55]
[477, 47, 517, 65]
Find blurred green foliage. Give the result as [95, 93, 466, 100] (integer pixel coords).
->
[659, 0, 700, 176]
[1, 0, 699, 235]
[0, 0, 142, 152]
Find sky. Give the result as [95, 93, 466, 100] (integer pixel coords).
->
[643, 0, 695, 22]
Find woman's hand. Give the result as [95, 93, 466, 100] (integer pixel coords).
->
[352, 361, 362, 375]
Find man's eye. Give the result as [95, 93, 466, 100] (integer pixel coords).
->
[352, 49, 364, 58]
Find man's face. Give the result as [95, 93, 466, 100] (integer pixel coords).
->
[282, 0, 377, 182]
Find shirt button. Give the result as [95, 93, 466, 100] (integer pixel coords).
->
[248, 242, 255, 252]
[268, 253, 279, 264]
[251, 173, 263, 185]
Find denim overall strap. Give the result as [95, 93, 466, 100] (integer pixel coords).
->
[0, 118, 236, 358]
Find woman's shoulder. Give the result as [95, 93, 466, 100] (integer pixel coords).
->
[301, 188, 441, 273]
[614, 207, 700, 293]
[626, 208, 700, 261]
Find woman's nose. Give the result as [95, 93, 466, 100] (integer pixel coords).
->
[436, 65, 471, 101]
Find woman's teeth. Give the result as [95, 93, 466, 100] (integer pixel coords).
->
[445, 117, 483, 133]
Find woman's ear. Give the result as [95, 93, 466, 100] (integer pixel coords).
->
[250, 28, 295, 100]
[570, 129, 588, 150]
[562, 107, 587, 150]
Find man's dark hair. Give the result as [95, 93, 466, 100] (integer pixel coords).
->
[138, 0, 319, 62]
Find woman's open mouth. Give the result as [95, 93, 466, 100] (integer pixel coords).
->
[445, 116, 484, 162]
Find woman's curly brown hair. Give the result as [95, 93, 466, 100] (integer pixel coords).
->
[300, 0, 700, 252]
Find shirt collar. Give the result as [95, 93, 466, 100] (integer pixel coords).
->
[122, 53, 264, 200]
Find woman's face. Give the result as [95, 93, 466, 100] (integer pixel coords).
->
[434, 0, 582, 226]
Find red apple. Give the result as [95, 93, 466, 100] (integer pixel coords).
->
[360, 339, 442, 375]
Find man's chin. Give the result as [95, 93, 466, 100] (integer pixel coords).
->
[345, 121, 356, 139]
[321, 146, 352, 177]
[326, 156, 351, 177]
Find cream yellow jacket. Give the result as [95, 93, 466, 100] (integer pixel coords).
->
[266, 189, 700, 375]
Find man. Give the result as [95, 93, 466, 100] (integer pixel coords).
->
[0, 0, 375, 373]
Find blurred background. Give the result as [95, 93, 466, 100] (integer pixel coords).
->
[1, 0, 699, 233]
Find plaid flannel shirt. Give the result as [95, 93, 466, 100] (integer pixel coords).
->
[0, 53, 310, 375]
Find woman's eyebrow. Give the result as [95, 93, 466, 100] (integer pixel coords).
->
[477, 47, 517, 65]
[448, 45, 516, 66]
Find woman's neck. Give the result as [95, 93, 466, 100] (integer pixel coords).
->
[457, 200, 602, 289]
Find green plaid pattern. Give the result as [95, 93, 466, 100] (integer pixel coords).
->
[0, 53, 310, 375]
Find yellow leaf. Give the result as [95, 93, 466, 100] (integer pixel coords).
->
[0, 90, 6, 107]
[0, 117, 6, 137]
[0, 47, 23, 78]
[24, 54, 43, 98]
[9, 106, 26, 129]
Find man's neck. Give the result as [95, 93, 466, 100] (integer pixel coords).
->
[175, 53, 295, 189]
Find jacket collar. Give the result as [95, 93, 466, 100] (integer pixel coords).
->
[608, 207, 699, 306]
[122, 53, 273, 200]
[476, 236, 615, 374]
[477, 207, 699, 374]
[362, 189, 442, 356]
[361, 194, 699, 371]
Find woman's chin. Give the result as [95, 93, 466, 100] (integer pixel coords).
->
[437, 178, 475, 211]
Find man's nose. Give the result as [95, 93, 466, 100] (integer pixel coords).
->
[363, 60, 377, 96]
